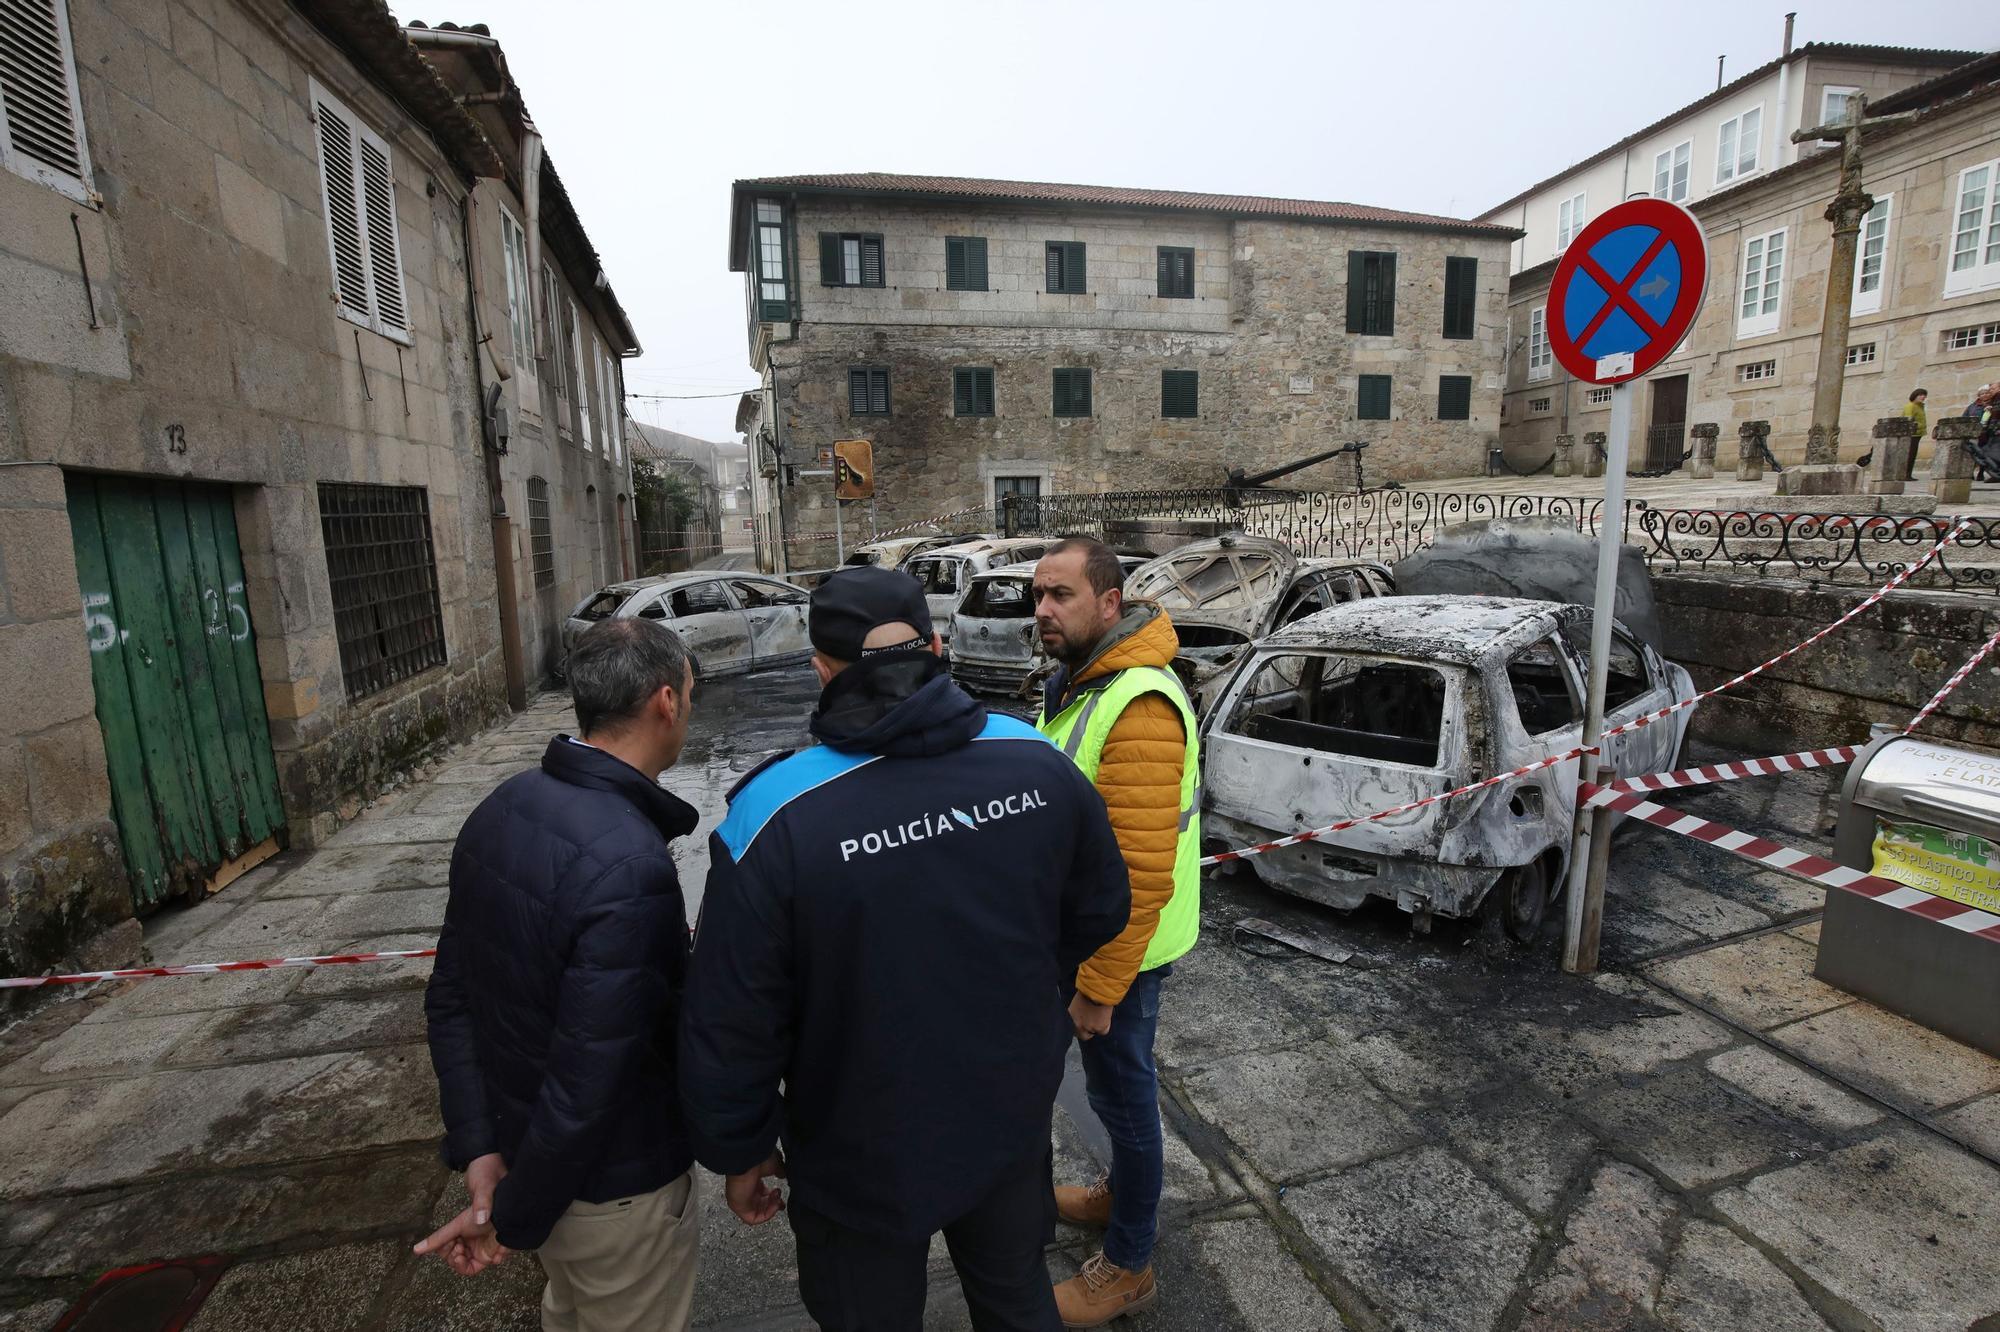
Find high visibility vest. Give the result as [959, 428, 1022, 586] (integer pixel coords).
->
[1038, 665, 1201, 972]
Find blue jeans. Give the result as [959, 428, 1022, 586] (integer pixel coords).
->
[1078, 963, 1170, 1271]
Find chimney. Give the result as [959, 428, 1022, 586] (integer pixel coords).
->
[1716, 55, 1725, 89]
[1783, 11, 1796, 56]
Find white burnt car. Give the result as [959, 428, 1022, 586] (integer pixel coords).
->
[1124, 535, 1393, 709]
[1200, 596, 1695, 939]
[563, 572, 811, 680]
[903, 537, 1053, 634]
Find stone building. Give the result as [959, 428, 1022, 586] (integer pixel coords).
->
[403, 21, 639, 687]
[728, 174, 1517, 564]
[0, 0, 635, 977]
[1478, 37, 1996, 467]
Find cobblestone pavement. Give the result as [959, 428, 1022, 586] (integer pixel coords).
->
[2, 668, 1998, 1331]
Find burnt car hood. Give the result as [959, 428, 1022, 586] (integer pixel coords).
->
[1391, 517, 1664, 651]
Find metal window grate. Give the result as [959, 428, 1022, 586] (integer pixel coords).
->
[527, 476, 554, 588]
[318, 483, 447, 700]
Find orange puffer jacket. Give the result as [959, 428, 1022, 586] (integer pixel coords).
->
[1063, 607, 1189, 1006]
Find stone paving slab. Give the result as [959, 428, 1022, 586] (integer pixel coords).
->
[1595, 900, 1703, 965]
[1937, 1092, 2000, 1158]
[1576, 1063, 1831, 1190]
[1467, 974, 1735, 1100]
[0, 1011, 210, 1084]
[1655, 1219, 1834, 1332]
[321, 814, 471, 848]
[1704, 1045, 1885, 1132]
[1765, 1002, 2000, 1112]
[185, 1240, 401, 1331]
[164, 993, 428, 1067]
[1151, 940, 1324, 1072]
[1178, 1040, 1421, 1183]
[1417, 1080, 1600, 1221]
[166, 898, 336, 961]
[1646, 929, 1855, 1031]
[0, 1044, 437, 1197]
[259, 844, 453, 899]
[1284, 1146, 1538, 1332]
[80, 967, 306, 1021]
[291, 932, 436, 999]
[1632, 874, 1777, 940]
[1517, 1162, 1674, 1331]
[1712, 1126, 2000, 1332]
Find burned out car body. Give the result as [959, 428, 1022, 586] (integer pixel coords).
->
[1124, 535, 1393, 707]
[948, 555, 1151, 698]
[844, 534, 971, 570]
[1201, 596, 1695, 932]
[562, 573, 812, 679]
[903, 537, 1052, 634]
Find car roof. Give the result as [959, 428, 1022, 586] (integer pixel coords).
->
[970, 560, 1040, 581]
[924, 536, 1046, 558]
[604, 570, 780, 598]
[1261, 596, 1583, 665]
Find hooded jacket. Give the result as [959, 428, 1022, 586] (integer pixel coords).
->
[1040, 604, 1190, 1005]
[425, 737, 700, 1252]
[679, 652, 1130, 1240]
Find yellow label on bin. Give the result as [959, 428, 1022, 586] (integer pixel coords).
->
[1870, 819, 2000, 915]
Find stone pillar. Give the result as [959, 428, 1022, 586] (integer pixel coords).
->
[1925, 417, 1978, 505]
[1805, 423, 1841, 467]
[1582, 432, 1606, 479]
[1736, 420, 1770, 482]
[1863, 417, 1916, 496]
[1777, 422, 1862, 496]
[1552, 433, 1575, 478]
[1688, 423, 1720, 480]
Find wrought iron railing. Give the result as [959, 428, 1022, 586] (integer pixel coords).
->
[995, 487, 2000, 593]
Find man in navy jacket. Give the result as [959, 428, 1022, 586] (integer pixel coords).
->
[681, 566, 1131, 1332]
[421, 617, 703, 1332]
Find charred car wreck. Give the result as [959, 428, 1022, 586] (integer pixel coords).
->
[1200, 596, 1695, 938]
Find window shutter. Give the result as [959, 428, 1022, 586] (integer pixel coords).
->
[1067, 242, 1085, 293]
[1052, 369, 1068, 417]
[1046, 243, 1063, 293]
[871, 370, 889, 414]
[1438, 375, 1471, 420]
[967, 237, 987, 290]
[1358, 374, 1391, 420]
[357, 138, 407, 334]
[1444, 257, 1476, 340]
[1378, 253, 1397, 334]
[1346, 251, 1366, 333]
[947, 238, 966, 290]
[1162, 370, 1197, 418]
[976, 369, 994, 415]
[820, 232, 841, 285]
[850, 370, 869, 414]
[0, 0, 90, 191]
[1157, 249, 1172, 296]
[314, 96, 372, 320]
[861, 235, 883, 286]
[954, 369, 972, 416]
[1074, 369, 1091, 417]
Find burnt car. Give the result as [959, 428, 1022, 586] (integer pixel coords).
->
[563, 572, 811, 680]
[1200, 596, 1695, 940]
[947, 555, 1151, 698]
[843, 534, 977, 570]
[903, 537, 1052, 634]
[1123, 535, 1393, 706]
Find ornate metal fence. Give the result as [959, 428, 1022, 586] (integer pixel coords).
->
[1001, 487, 1999, 593]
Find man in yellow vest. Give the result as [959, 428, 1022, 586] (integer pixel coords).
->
[1032, 536, 1201, 1327]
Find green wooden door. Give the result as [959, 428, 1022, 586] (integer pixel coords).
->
[66, 475, 286, 908]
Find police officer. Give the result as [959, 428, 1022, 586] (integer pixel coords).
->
[680, 565, 1131, 1332]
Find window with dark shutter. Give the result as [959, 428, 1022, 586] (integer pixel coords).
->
[954, 368, 994, 417]
[849, 368, 890, 416]
[946, 236, 988, 291]
[1053, 368, 1092, 418]
[1345, 251, 1397, 335]
[1161, 370, 1199, 418]
[312, 80, 410, 341]
[1437, 375, 1472, 420]
[1443, 256, 1477, 340]
[1357, 374, 1392, 420]
[1046, 241, 1086, 294]
[0, 0, 92, 201]
[819, 232, 885, 286]
[1157, 246, 1194, 298]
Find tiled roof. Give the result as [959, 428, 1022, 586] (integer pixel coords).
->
[732, 172, 1518, 238]
[1476, 41, 1986, 220]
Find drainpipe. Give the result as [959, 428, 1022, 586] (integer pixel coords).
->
[522, 122, 546, 362]
[1772, 14, 1796, 170]
[462, 190, 528, 712]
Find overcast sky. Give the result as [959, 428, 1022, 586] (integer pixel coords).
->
[423, 0, 1999, 442]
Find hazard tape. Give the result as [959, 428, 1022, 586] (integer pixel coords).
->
[1904, 622, 2000, 735]
[0, 947, 438, 991]
[1604, 745, 1860, 795]
[1580, 784, 2000, 943]
[1196, 518, 1972, 867]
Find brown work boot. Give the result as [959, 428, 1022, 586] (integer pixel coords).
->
[1054, 1174, 1114, 1227]
[1054, 1252, 1156, 1328]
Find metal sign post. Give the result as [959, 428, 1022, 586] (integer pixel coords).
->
[798, 468, 844, 565]
[1542, 199, 1709, 974]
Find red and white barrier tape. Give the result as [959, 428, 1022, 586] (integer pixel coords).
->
[1197, 518, 1972, 867]
[1604, 745, 1861, 795]
[1580, 784, 2000, 943]
[0, 947, 438, 991]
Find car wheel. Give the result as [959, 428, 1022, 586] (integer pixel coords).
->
[1500, 857, 1550, 943]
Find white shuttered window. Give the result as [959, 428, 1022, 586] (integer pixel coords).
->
[310, 80, 410, 342]
[0, 0, 94, 202]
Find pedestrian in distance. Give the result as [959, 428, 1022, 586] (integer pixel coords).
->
[419, 616, 704, 1332]
[1902, 388, 1928, 480]
[1032, 537, 1203, 1328]
[679, 564, 1131, 1332]
[1967, 384, 2000, 482]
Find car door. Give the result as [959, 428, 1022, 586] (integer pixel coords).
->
[645, 579, 753, 677]
[1500, 634, 1588, 851]
[728, 578, 812, 668]
[1557, 617, 1675, 780]
[912, 556, 967, 630]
